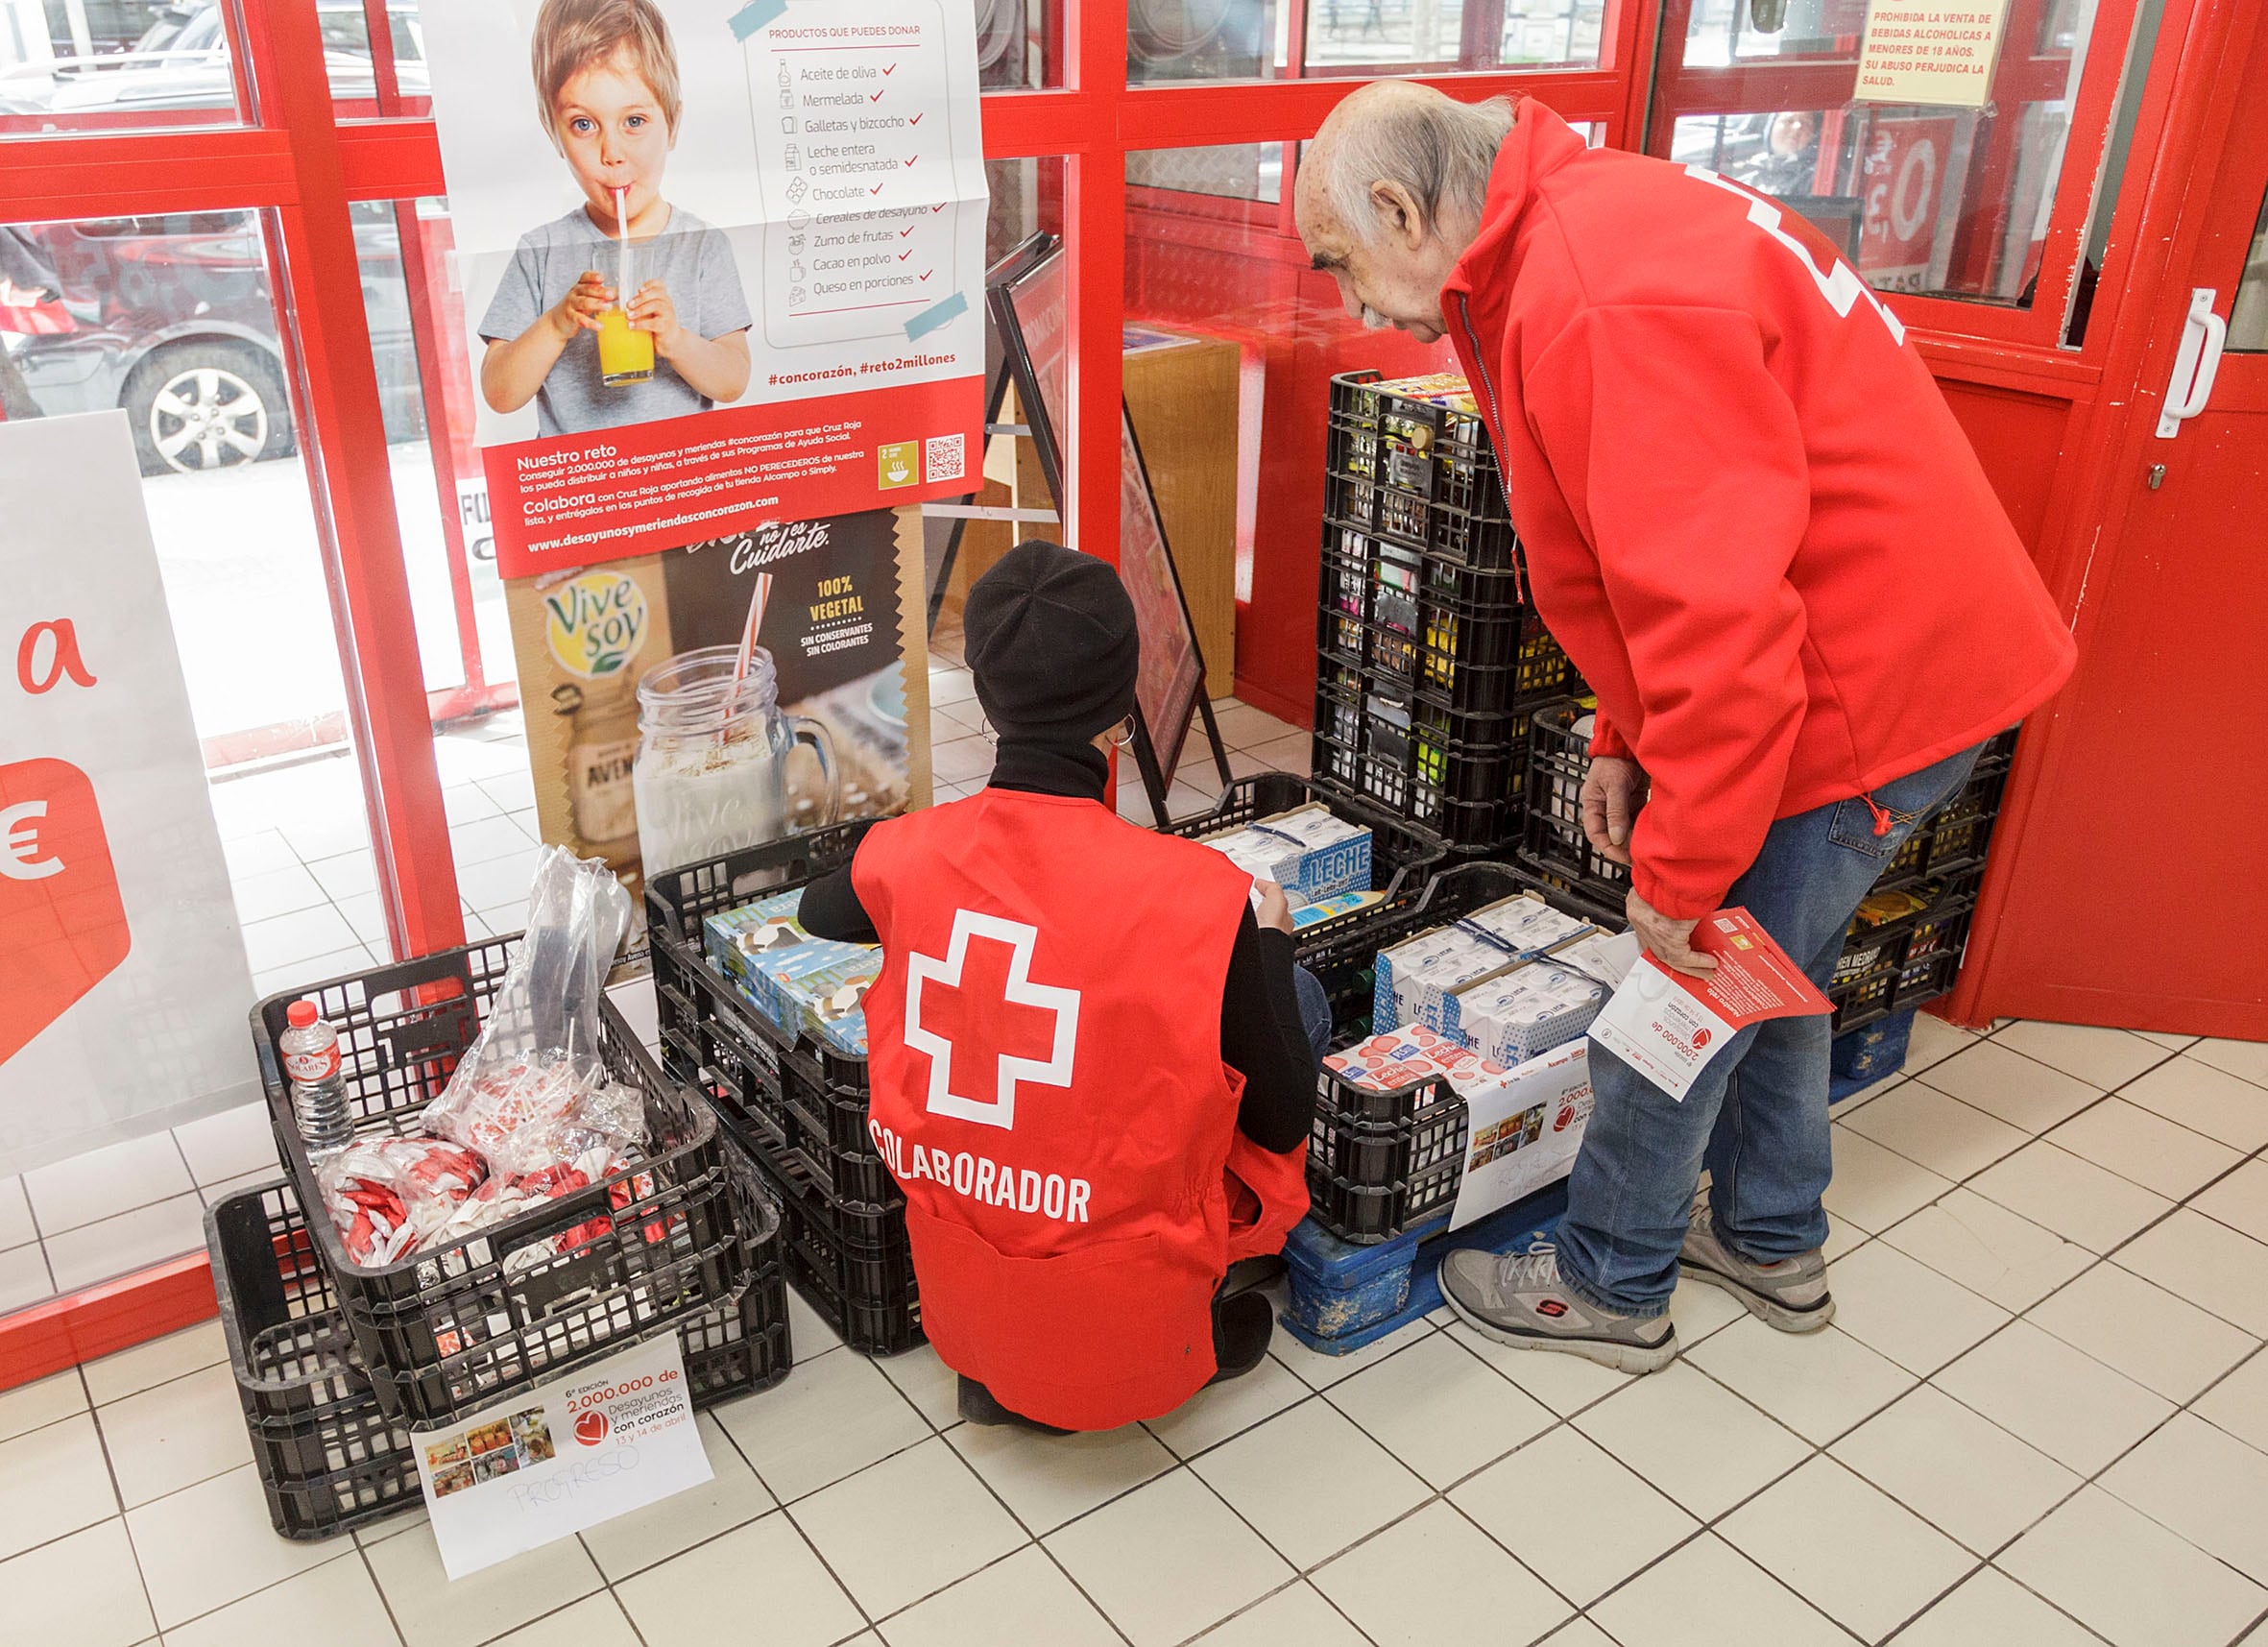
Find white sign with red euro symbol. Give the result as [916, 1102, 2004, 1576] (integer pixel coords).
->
[0, 411, 259, 1175]
[413, 1333, 712, 1581]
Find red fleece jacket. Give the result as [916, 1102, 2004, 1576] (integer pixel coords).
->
[1442, 101, 2076, 920]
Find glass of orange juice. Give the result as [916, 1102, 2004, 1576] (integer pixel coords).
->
[598, 305, 653, 386]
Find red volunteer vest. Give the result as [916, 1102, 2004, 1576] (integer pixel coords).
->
[853, 788, 1308, 1430]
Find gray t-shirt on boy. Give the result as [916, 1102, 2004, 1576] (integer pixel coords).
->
[480, 205, 751, 438]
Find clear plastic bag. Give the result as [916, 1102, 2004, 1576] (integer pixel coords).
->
[316, 1136, 491, 1266]
[420, 847, 647, 1176]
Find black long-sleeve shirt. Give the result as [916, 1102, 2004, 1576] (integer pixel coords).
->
[798, 740, 1319, 1151]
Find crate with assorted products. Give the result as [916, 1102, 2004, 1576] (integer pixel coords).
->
[1312, 370, 1584, 851]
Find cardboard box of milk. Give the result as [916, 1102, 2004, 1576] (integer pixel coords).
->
[1372, 892, 1597, 1035]
[1451, 958, 1610, 1068]
[1198, 803, 1372, 906]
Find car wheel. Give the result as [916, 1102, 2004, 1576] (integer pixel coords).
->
[122, 340, 296, 476]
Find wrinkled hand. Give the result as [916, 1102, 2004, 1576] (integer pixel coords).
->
[549, 270, 613, 339]
[628, 278, 684, 353]
[1627, 887, 1717, 978]
[1580, 755, 1646, 866]
[1254, 881, 1294, 936]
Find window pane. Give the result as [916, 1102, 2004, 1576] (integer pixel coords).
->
[320, 0, 432, 119]
[1128, 0, 1607, 83]
[1654, 0, 2109, 305]
[2227, 185, 2268, 352]
[0, 0, 241, 134]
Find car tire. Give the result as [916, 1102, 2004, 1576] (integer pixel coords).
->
[122, 339, 297, 476]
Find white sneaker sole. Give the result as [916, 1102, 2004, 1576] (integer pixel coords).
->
[1678, 1261, 1837, 1333]
[1440, 1281, 1679, 1374]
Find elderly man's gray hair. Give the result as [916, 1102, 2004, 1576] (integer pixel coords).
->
[1320, 93, 1516, 244]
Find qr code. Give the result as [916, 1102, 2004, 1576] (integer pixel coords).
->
[925, 433, 966, 485]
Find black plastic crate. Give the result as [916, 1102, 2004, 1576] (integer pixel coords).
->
[1324, 371, 1520, 569]
[1313, 709, 1538, 853]
[1300, 861, 1618, 1243]
[1166, 772, 1446, 936]
[251, 943, 751, 1426]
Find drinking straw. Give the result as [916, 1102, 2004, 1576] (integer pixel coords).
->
[613, 185, 631, 313]
[719, 571, 773, 753]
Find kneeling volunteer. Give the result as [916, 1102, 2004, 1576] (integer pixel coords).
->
[798, 542, 1322, 1433]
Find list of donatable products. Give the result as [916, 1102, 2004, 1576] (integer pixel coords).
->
[753, 4, 979, 353]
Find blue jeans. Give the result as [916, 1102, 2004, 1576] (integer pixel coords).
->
[1556, 741, 1989, 1318]
[1294, 964, 1334, 1059]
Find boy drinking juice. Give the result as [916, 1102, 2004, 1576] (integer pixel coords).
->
[479, 0, 752, 435]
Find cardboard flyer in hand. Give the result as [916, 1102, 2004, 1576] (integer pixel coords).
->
[1587, 908, 1833, 1101]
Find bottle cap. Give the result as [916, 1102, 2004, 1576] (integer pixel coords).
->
[286, 1000, 318, 1028]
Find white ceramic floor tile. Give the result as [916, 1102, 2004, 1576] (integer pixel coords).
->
[253, 946, 374, 1002]
[1450, 1425, 1699, 1607]
[79, 1320, 228, 1410]
[578, 1412, 778, 1582]
[2117, 1209, 2268, 1335]
[2196, 1161, 2268, 1246]
[441, 782, 503, 825]
[2135, 1029, 2202, 1053]
[1903, 1012, 1979, 1074]
[1830, 1383, 2080, 1557]
[1313, 1499, 1572, 1647]
[1991, 1022, 2171, 1092]
[876, 1344, 960, 1432]
[2116, 1057, 2268, 1151]
[0, 1175, 32, 1250]
[1140, 1355, 1309, 1459]
[1213, 704, 1301, 750]
[2046, 1099, 2241, 1200]
[23, 1132, 194, 1234]
[98, 1362, 253, 1508]
[1821, 1238, 2015, 1375]
[126, 1464, 337, 1630]
[790, 1437, 1025, 1619]
[1589, 1533, 1851, 1647]
[2188, 1039, 2268, 1090]
[1666, 1271, 1749, 1347]
[1882, 1189, 2097, 1312]
[2029, 1260, 2257, 1402]
[364, 1518, 602, 1647]
[0, 1369, 84, 1446]
[1932, 1320, 2174, 1474]
[948, 1417, 1173, 1536]
[1894, 1566, 2109, 1647]
[42, 1193, 208, 1294]
[1443, 1320, 1633, 1417]
[1914, 1040, 2105, 1130]
[712, 1342, 930, 1503]
[879, 1544, 1119, 1647]
[2196, 1350, 2268, 1454]
[241, 904, 363, 974]
[169, 1105, 279, 1189]
[449, 813, 542, 867]
[1245, 733, 1313, 775]
[1192, 1397, 1429, 1570]
[930, 738, 995, 787]
[0, 1242, 54, 1312]
[477, 767, 539, 814]
[0, 1410, 116, 1561]
[483, 1592, 642, 1647]
[1190, 1581, 1369, 1647]
[1539, 1624, 1620, 1647]
[1968, 1141, 2174, 1254]
[614, 1513, 861, 1647]
[2102, 1411, 2268, 1586]
[1324, 1328, 1554, 1489]
[2000, 1485, 2267, 1647]
[1267, 1314, 1436, 1391]
[780, 1279, 844, 1359]
[229, 862, 331, 926]
[1842, 1082, 2031, 1181]
[221, 828, 300, 879]
[1685, 1319, 1918, 1443]
[1573, 1362, 1810, 1519]
[1721, 1455, 1975, 1642]
[928, 668, 978, 708]
[1046, 1469, 1293, 1647]
[1823, 1126, 1956, 1233]
[305, 848, 379, 904]
[162, 1550, 397, 1647]
[0, 1519, 156, 1647]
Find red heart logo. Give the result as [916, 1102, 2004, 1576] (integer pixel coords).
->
[0, 759, 129, 1064]
[574, 1410, 610, 1446]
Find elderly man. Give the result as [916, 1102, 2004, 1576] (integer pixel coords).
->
[1297, 84, 2074, 1371]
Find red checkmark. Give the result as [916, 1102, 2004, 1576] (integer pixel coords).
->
[931, 204, 945, 212]
[920, 270, 932, 281]
[870, 183, 884, 195]
[882, 63, 896, 75]
[898, 251, 910, 261]
[870, 89, 883, 102]
[900, 227, 914, 237]
[909, 112, 924, 126]
[904, 156, 917, 167]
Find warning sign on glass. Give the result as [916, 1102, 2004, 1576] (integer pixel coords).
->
[1854, 0, 2012, 109]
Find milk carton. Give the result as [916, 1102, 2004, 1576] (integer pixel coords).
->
[1372, 891, 1598, 1035]
[1198, 803, 1372, 905]
[1451, 960, 1609, 1069]
[1291, 889, 1386, 931]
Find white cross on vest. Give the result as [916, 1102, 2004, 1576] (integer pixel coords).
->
[904, 908, 1081, 1130]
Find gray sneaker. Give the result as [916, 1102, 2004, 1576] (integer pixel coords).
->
[1677, 1200, 1835, 1332]
[1437, 1247, 1678, 1374]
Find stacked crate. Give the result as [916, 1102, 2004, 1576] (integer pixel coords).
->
[1311, 370, 1581, 851]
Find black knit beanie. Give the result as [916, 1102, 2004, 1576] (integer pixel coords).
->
[963, 541, 1139, 744]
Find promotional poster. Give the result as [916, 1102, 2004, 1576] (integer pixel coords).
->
[0, 412, 259, 1175]
[421, 0, 990, 577]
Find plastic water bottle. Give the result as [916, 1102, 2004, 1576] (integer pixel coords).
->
[279, 1000, 354, 1157]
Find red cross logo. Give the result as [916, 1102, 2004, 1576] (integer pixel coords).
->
[905, 909, 1079, 1130]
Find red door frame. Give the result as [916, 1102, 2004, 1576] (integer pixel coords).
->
[0, 0, 2158, 1385]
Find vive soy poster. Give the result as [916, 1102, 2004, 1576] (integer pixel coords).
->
[421, 0, 990, 577]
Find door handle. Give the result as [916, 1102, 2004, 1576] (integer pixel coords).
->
[2156, 287, 2228, 438]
